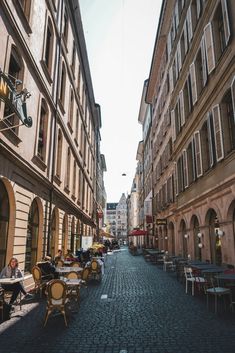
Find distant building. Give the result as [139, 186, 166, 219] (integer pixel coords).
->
[106, 203, 118, 236]
[116, 193, 128, 240]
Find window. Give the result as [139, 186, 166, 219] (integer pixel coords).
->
[44, 18, 54, 75]
[59, 63, 66, 107]
[63, 9, 68, 44]
[195, 47, 204, 97]
[68, 88, 74, 130]
[56, 129, 63, 178]
[194, 131, 203, 177]
[25, 199, 39, 272]
[187, 141, 196, 185]
[65, 147, 71, 190]
[37, 99, 48, 162]
[18, 0, 31, 21]
[190, 62, 197, 105]
[204, 23, 216, 74]
[75, 109, 80, 143]
[200, 120, 211, 172]
[0, 180, 9, 269]
[212, 104, 224, 161]
[220, 90, 235, 155]
[71, 40, 76, 72]
[213, 0, 230, 61]
[3, 46, 24, 135]
[72, 160, 76, 197]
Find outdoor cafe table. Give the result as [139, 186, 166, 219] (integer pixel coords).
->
[215, 273, 235, 281]
[55, 266, 83, 275]
[0, 277, 23, 285]
[201, 267, 225, 274]
[63, 260, 73, 266]
[190, 264, 222, 270]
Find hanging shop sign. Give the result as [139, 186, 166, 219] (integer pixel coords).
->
[0, 68, 32, 128]
[156, 218, 167, 226]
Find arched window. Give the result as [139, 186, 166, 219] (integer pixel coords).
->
[37, 99, 48, 162]
[4, 46, 24, 135]
[221, 90, 235, 155]
[44, 17, 54, 75]
[65, 147, 71, 190]
[50, 209, 58, 257]
[0, 181, 9, 269]
[59, 63, 66, 106]
[25, 199, 39, 272]
[56, 129, 63, 178]
[70, 217, 75, 253]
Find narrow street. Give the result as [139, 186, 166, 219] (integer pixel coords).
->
[1, 248, 235, 353]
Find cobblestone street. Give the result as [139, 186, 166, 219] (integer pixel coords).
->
[1, 248, 235, 353]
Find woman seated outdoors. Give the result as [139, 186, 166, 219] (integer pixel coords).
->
[0, 257, 33, 308]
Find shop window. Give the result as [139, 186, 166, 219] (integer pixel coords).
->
[37, 99, 48, 162]
[0, 181, 9, 269]
[25, 199, 39, 273]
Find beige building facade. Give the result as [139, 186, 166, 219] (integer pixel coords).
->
[147, 0, 235, 266]
[0, 0, 102, 272]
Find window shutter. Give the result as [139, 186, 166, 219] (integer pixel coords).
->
[231, 76, 235, 123]
[175, 3, 179, 29]
[182, 149, 189, 188]
[183, 21, 188, 54]
[221, 0, 230, 45]
[171, 109, 176, 142]
[167, 32, 172, 58]
[177, 42, 182, 71]
[196, 0, 201, 19]
[190, 62, 197, 105]
[187, 6, 193, 42]
[212, 104, 224, 162]
[204, 23, 216, 74]
[206, 113, 215, 167]
[191, 140, 197, 181]
[179, 90, 185, 126]
[174, 164, 178, 196]
[200, 35, 207, 87]
[194, 131, 203, 177]
[169, 66, 173, 93]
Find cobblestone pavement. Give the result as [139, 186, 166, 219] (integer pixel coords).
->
[1, 248, 235, 353]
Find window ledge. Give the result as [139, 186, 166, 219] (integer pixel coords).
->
[0, 121, 22, 146]
[40, 60, 53, 85]
[54, 174, 62, 186]
[58, 99, 65, 115]
[32, 155, 47, 171]
[12, 0, 32, 34]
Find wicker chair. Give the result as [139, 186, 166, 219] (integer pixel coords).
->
[32, 266, 48, 297]
[44, 279, 68, 327]
[65, 271, 80, 302]
[56, 260, 64, 268]
[90, 260, 101, 281]
[71, 262, 81, 268]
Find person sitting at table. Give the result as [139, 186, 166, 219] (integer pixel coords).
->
[65, 249, 75, 260]
[0, 257, 33, 306]
[54, 249, 64, 266]
[37, 256, 58, 279]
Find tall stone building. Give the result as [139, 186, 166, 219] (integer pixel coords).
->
[116, 193, 128, 241]
[0, 0, 104, 271]
[146, 0, 235, 265]
[106, 203, 118, 237]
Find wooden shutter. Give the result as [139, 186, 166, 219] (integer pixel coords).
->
[204, 23, 215, 74]
[206, 113, 215, 167]
[190, 62, 197, 105]
[194, 131, 203, 177]
[221, 0, 230, 45]
[171, 109, 176, 142]
[183, 21, 188, 54]
[200, 35, 207, 87]
[212, 104, 224, 161]
[169, 66, 173, 93]
[177, 42, 182, 71]
[191, 140, 197, 181]
[182, 149, 189, 188]
[187, 6, 193, 42]
[179, 90, 185, 126]
[231, 76, 235, 123]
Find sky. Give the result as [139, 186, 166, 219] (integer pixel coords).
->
[79, 0, 162, 202]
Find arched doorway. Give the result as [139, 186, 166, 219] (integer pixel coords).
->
[206, 209, 222, 265]
[163, 225, 168, 252]
[25, 199, 39, 272]
[179, 219, 187, 258]
[191, 215, 201, 261]
[50, 208, 58, 257]
[76, 219, 81, 250]
[62, 214, 68, 256]
[168, 222, 175, 255]
[0, 180, 10, 269]
[70, 217, 75, 253]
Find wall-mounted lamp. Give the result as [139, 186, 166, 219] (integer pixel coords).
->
[216, 229, 224, 237]
[184, 234, 189, 239]
[198, 243, 203, 248]
[197, 232, 203, 238]
[165, 236, 168, 240]
[188, 254, 191, 259]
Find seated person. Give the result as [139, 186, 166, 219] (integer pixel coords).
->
[64, 249, 75, 260]
[37, 256, 57, 279]
[0, 257, 33, 307]
[54, 249, 64, 266]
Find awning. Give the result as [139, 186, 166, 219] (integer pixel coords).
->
[129, 230, 147, 236]
[100, 230, 115, 238]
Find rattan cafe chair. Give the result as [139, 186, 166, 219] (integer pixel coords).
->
[32, 266, 49, 297]
[65, 271, 80, 302]
[44, 279, 68, 327]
